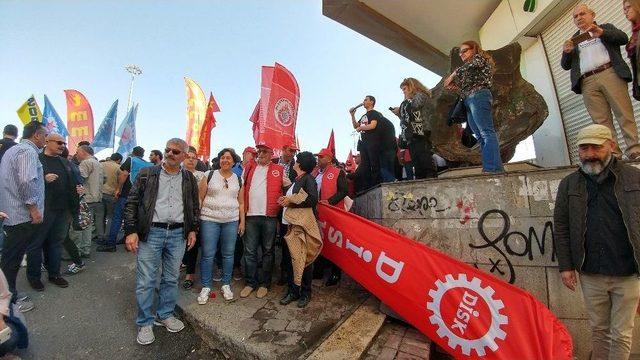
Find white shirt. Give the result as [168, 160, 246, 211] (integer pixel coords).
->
[578, 35, 611, 75]
[200, 170, 240, 223]
[247, 165, 269, 216]
[315, 169, 324, 192]
[281, 186, 294, 225]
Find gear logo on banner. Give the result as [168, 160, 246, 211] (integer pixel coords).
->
[426, 274, 508, 356]
[274, 98, 294, 127]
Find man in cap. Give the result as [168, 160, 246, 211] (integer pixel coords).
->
[312, 148, 348, 286]
[241, 144, 291, 299]
[554, 124, 640, 359]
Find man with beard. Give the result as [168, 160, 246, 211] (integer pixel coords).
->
[554, 124, 640, 359]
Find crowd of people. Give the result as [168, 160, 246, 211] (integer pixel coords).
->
[0, 2, 640, 355]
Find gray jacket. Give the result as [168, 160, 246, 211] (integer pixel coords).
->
[553, 159, 640, 272]
[560, 23, 631, 94]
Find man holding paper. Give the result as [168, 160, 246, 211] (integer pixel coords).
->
[561, 3, 640, 160]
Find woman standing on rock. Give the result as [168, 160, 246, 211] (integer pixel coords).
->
[444, 40, 504, 173]
[197, 148, 245, 304]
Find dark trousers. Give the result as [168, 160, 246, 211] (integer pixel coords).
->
[107, 197, 126, 246]
[363, 142, 381, 188]
[282, 242, 313, 297]
[182, 232, 200, 275]
[63, 229, 83, 266]
[379, 149, 397, 183]
[234, 235, 243, 269]
[409, 135, 437, 179]
[1, 221, 40, 301]
[313, 255, 341, 280]
[26, 209, 69, 279]
[244, 216, 277, 288]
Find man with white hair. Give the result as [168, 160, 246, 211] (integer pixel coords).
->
[124, 138, 200, 346]
[561, 3, 640, 159]
[554, 124, 640, 359]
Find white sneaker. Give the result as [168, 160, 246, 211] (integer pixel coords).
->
[197, 287, 211, 305]
[221, 285, 234, 301]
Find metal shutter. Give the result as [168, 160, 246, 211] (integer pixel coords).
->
[542, 0, 640, 163]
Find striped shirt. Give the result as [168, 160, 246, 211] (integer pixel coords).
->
[0, 139, 45, 226]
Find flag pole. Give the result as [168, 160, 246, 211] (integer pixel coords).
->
[120, 64, 142, 154]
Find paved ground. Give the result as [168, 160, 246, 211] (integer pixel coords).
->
[364, 319, 433, 360]
[11, 245, 222, 360]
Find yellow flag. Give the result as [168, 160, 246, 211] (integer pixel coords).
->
[184, 78, 207, 151]
[16, 95, 43, 125]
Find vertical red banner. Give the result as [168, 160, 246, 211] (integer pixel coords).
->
[197, 93, 220, 160]
[65, 89, 94, 154]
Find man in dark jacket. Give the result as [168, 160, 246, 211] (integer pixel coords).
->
[554, 124, 640, 359]
[561, 3, 640, 159]
[124, 138, 199, 346]
[0, 124, 18, 163]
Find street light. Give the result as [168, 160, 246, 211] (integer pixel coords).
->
[124, 64, 142, 112]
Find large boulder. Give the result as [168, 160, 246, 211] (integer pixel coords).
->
[430, 43, 548, 165]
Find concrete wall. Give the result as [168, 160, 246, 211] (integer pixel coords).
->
[353, 166, 640, 359]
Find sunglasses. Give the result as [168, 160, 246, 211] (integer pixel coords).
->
[165, 148, 182, 155]
[224, 178, 229, 189]
[47, 140, 66, 146]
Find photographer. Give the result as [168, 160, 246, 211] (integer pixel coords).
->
[392, 78, 437, 179]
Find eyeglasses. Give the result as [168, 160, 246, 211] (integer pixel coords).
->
[47, 140, 66, 146]
[459, 48, 472, 55]
[165, 148, 182, 155]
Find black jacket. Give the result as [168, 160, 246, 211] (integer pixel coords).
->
[124, 165, 200, 241]
[38, 153, 80, 216]
[553, 159, 640, 272]
[289, 173, 318, 217]
[561, 23, 631, 94]
[0, 138, 17, 163]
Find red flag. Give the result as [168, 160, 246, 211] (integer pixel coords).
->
[197, 93, 220, 160]
[255, 63, 299, 150]
[345, 150, 357, 172]
[317, 204, 573, 360]
[326, 129, 335, 157]
[249, 100, 260, 145]
[64, 89, 95, 154]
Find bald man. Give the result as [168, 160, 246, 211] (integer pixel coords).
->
[26, 134, 80, 291]
[561, 3, 640, 159]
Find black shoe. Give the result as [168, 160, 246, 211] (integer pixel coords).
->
[325, 275, 340, 287]
[279, 292, 300, 305]
[49, 276, 69, 288]
[28, 278, 44, 292]
[297, 295, 310, 308]
[96, 245, 116, 252]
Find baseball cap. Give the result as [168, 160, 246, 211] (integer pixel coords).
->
[256, 143, 273, 151]
[315, 148, 333, 158]
[243, 146, 257, 155]
[284, 143, 299, 151]
[576, 124, 613, 146]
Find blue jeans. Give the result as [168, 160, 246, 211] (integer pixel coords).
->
[244, 216, 277, 289]
[107, 197, 126, 246]
[464, 89, 504, 172]
[135, 227, 186, 327]
[200, 220, 238, 287]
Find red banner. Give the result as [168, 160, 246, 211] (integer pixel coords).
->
[256, 63, 299, 151]
[317, 204, 573, 360]
[64, 89, 94, 154]
[197, 93, 220, 160]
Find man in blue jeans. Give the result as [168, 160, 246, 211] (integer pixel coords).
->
[124, 138, 199, 346]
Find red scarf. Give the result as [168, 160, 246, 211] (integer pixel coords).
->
[626, 22, 640, 58]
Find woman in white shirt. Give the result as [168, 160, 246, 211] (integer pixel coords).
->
[197, 148, 245, 303]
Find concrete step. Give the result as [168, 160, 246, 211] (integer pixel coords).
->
[307, 296, 386, 360]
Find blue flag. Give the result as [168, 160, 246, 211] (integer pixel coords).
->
[91, 100, 118, 153]
[116, 104, 138, 157]
[42, 95, 69, 137]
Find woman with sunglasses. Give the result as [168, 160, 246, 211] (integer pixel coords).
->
[444, 40, 504, 173]
[278, 151, 322, 308]
[180, 149, 207, 289]
[197, 148, 245, 304]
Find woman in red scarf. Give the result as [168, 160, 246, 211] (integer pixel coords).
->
[624, 0, 640, 100]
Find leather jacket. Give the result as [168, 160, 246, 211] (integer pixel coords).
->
[124, 165, 200, 241]
[554, 159, 640, 272]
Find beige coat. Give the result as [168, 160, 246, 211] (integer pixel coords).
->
[283, 189, 323, 286]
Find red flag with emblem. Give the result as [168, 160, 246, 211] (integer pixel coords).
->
[197, 93, 220, 160]
[255, 63, 299, 150]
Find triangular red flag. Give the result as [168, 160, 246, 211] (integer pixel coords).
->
[249, 100, 260, 145]
[345, 150, 356, 172]
[197, 93, 219, 160]
[327, 129, 335, 157]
